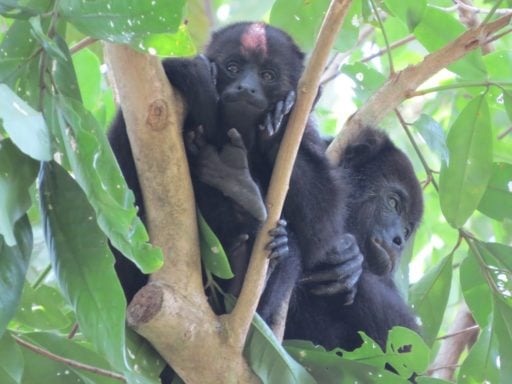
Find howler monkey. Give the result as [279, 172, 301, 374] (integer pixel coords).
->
[109, 22, 362, 327]
[285, 127, 423, 351]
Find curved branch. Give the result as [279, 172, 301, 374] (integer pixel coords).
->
[326, 12, 512, 164]
[228, 0, 354, 348]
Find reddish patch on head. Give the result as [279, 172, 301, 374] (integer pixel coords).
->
[240, 23, 268, 57]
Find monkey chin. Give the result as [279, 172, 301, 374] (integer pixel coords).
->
[366, 236, 396, 276]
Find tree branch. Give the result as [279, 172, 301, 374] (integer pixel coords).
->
[228, 0, 354, 348]
[428, 303, 479, 380]
[104, 44, 258, 383]
[326, 11, 512, 164]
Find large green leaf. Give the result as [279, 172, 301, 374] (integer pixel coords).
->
[439, 96, 493, 228]
[39, 161, 127, 371]
[270, 0, 359, 52]
[414, 7, 487, 79]
[0, 0, 51, 18]
[285, 340, 410, 383]
[385, 327, 429, 377]
[45, 96, 162, 274]
[244, 314, 316, 384]
[409, 254, 453, 346]
[22, 332, 120, 384]
[0, 332, 23, 384]
[460, 252, 493, 327]
[493, 298, 512, 383]
[0, 139, 38, 245]
[0, 215, 32, 338]
[0, 84, 51, 161]
[478, 162, 512, 221]
[458, 322, 500, 384]
[58, 0, 186, 45]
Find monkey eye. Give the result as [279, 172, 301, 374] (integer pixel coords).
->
[260, 70, 276, 82]
[388, 196, 400, 211]
[226, 62, 240, 74]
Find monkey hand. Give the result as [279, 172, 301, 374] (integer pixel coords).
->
[259, 90, 296, 141]
[266, 219, 289, 274]
[197, 54, 218, 88]
[300, 233, 363, 305]
[187, 127, 267, 222]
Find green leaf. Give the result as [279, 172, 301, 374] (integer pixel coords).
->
[338, 333, 386, 368]
[13, 284, 71, 331]
[0, 20, 38, 83]
[504, 90, 512, 123]
[414, 7, 486, 79]
[385, 327, 430, 377]
[39, 161, 127, 371]
[458, 322, 500, 384]
[125, 329, 165, 382]
[198, 210, 233, 279]
[58, 0, 186, 45]
[0, 139, 38, 245]
[0, 0, 51, 19]
[270, 0, 359, 52]
[0, 215, 32, 338]
[478, 162, 512, 221]
[409, 254, 453, 346]
[28, 16, 67, 61]
[460, 253, 492, 327]
[412, 114, 449, 165]
[416, 378, 452, 384]
[341, 62, 387, 105]
[45, 95, 162, 274]
[0, 84, 51, 161]
[140, 26, 196, 57]
[285, 340, 410, 383]
[493, 299, 512, 383]
[439, 96, 493, 228]
[22, 332, 120, 384]
[0, 332, 23, 384]
[72, 48, 103, 112]
[245, 314, 316, 384]
[383, 0, 426, 31]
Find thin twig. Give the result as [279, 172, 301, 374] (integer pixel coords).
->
[369, 0, 394, 73]
[68, 323, 79, 339]
[70, 37, 98, 54]
[498, 126, 512, 140]
[436, 325, 480, 341]
[12, 334, 126, 382]
[361, 35, 415, 63]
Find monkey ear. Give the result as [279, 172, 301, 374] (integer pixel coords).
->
[342, 127, 388, 168]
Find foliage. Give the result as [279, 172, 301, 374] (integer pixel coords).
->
[0, 0, 511, 383]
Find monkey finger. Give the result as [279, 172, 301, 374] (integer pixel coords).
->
[273, 101, 284, 132]
[310, 281, 348, 296]
[227, 128, 246, 149]
[264, 114, 273, 136]
[265, 236, 288, 252]
[284, 91, 296, 114]
[268, 245, 289, 261]
[343, 290, 357, 306]
[194, 125, 208, 148]
[210, 62, 218, 87]
[185, 131, 200, 155]
[228, 233, 250, 253]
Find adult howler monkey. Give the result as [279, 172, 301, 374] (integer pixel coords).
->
[285, 127, 423, 351]
[109, 22, 362, 327]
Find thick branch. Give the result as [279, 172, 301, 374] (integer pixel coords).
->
[326, 12, 512, 164]
[104, 44, 258, 383]
[428, 303, 478, 380]
[228, 0, 354, 348]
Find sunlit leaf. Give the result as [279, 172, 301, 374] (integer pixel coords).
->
[439, 96, 492, 228]
[45, 96, 162, 274]
[414, 7, 486, 79]
[0, 0, 50, 18]
[478, 162, 512, 221]
[493, 299, 512, 383]
[285, 339, 410, 383]
[0, 139, 38, 245]
[245, 315, 316, 384]
[28, 16, 67, 61]
[409, 254, 452, 346]
[0, 216, 32, 338]
[385, 327, 430, 377]
[341, 62, 387, 105]
[39, 161, 127, 371]
[0, 332, 23, 384]
[460, 252, 492, 327]
[58, 0, 186, 46]
[0, 84, 51, 161]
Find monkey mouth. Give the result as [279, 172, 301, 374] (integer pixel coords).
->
[221, 93, 268, 111]
[367, 237, 396, 275]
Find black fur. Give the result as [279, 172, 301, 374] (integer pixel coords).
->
[285, 127, 423, 351]
[108, 22, 361, 328]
